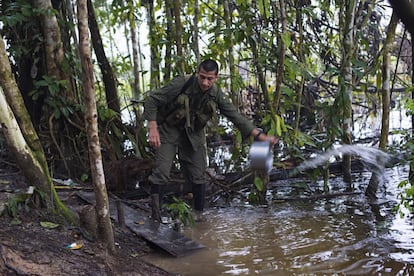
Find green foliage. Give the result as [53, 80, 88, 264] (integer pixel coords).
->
[164, 197, 194, 227]
[248, 191, 260, 205]
[0, 0, 42, 60]
[253, 176, 264, 192]
[395, 99, 414, 216]
[249, 174, 268, 205]
[395, 179, 414, 217]
[1, 0, 409, 212]
[320, 100, 343, 146]
[0, 0, 34, 27]
[81, 174, 89, 182]
[97, 104, 118, 121]
[259, 113, 288, 139]
[30, 76, 73, 119]
[405, 98, 414, 116]
[6, 197, 19, 218]
[5, 186, 35, 223]
[40, 221, 60, 229]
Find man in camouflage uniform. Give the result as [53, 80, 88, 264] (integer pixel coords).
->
[143, 59, 277, 222]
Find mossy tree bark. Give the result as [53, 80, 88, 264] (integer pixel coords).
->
[77, 0, 116, 254]
[0, 36, 76, 223]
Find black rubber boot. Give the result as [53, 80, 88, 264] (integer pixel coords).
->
[193, 183, 206, 211]
[192, 184, 206, 222]
[150, 185, 163, 222]
[151, 194, 161, 222]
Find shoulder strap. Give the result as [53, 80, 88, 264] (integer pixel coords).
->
[181, 74, 195, 94]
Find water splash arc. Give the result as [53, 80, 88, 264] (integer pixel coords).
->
[294, 144, 390, 174]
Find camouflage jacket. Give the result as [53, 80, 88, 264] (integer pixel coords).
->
[143, 75, 256, 149]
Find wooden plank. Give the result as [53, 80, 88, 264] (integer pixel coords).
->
[75, 191, 205, 257]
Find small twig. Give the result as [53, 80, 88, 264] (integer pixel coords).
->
[49, 114, 71, 174]
[109, 192, 150, 213]
[205, 170, 247, 200]
[227, 170, 254, 188]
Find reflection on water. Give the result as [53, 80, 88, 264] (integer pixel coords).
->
[143, 166, 414, 275]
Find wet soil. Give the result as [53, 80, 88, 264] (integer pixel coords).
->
[0, 171, 175, 275]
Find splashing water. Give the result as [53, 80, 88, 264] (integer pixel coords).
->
[293, 144, 391, 175]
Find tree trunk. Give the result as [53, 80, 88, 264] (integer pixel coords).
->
[293, 0, 305, 135]
[366, 9, 396, 198]
[145, 0, 161, 89]
[223, 0, 237, 104]
[172, 0, 185, 74]
[0, 88, 75, 223]
[379, 12, 398, 149]
[164, 0, 173, 81]
[130, 20, 142, 99]
[192, 0, 200, 63]
[0, 35, 75, 223]
[77, 0, 115, 254]
[272, 0, 286, 114]
[248, 36, 269, 115]
[387, 0, 414, 188]
[339, 0, 356, 183]
[33, 0, 74, 100]
[86, 0, 120, 114]
[412, 38, 414, 189]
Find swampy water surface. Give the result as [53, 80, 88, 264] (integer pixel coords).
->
[143, 164, 413, 275]
[142, 106, 413, 275]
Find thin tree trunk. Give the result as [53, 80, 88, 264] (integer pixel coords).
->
[165, 0, 173, 80]
[63, 0, 81, 101]
[130, 19, 142, 99]
[145, 0, 160, 89]
[340, 0, 356, 183]
[294, 0, 305, 134]
[387, 0, 414, 189]
[411, 39, 414, 188]
[272, 0, 286, 114]
[77, 0, 115, 254]
[172, 0, 185, 74]
[86, 0, 120, 114]
[366, 11, 399, 199]
[193, 0, 200, 63]
[214, 0, 221, 41]
[223, 0, 237, 104]
[138, 27, 146, 93]
[249, 36, 269, 114]
[379, 12, 399, 149]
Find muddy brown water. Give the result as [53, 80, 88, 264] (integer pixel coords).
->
[143, 165, 414, 275]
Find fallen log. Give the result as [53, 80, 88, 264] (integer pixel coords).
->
[76, 191, 205, 257]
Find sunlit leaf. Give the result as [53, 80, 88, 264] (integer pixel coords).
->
[40, 221, 60, 229]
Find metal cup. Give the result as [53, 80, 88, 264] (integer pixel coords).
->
[249, 141, 273, 173]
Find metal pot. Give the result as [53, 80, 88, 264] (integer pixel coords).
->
[249, 141, 273, 173]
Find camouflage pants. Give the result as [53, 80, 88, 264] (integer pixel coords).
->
[149, 132, 207, 198]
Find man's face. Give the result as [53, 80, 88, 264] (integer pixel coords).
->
[197, 68, 218, 92]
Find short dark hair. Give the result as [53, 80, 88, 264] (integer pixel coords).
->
[198, 59, 219, 75]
